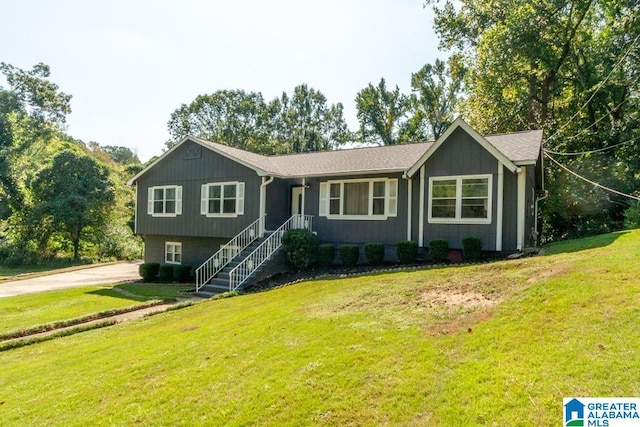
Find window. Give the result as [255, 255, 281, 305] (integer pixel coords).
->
[200, 182, 245, 217]
[147, 185, 182, 217]
[165, 242, 182, 264]
[428, 175, 492, 224]
[320, 178, 397, 220]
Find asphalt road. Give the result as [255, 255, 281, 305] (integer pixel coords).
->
[0, 261, 142, 298]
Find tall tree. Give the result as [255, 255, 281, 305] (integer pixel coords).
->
[410, 57, 465, 139]
[167, 85, 349, 154]
[268, 84, 350, 152]
[424, 0, 640, 239]
[355, 78, 413, 145]
[0, 63, 72, 211]
[31, 150, 115, 260]
[166, 90, 268, 151]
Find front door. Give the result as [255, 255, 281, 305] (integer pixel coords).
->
[291, 186, 304, 216]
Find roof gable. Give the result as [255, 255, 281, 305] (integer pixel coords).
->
[128, 119, 542, 186]
[406, 118, 519, 178]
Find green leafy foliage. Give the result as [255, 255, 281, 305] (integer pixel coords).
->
[428, 239, 449, 263]
[173, 265, 192, 283]
[166, 85, 350, 153]
[338, 244, 360, 267]
[363, 243, 385, 265]
[281, 229, 319, 271]
[31, 150, 115, 260]
[461, 237, 483, 261]
[158, 265, 175, 283]
[317, 244, 335, 267]
[139, 263, 160, 282]
[396, 240, 418, 264]
[623, 205, 640, 229]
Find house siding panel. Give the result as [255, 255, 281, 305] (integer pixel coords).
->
[501, 170, 518, 251]
[265, 178, 296, 230]
[136, 140, 262, 238]
[144, 234, 228, 267]
[421, 127, 501, 250]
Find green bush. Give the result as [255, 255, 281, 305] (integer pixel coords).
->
[624, 205, 640, 229]
[462, 237, 483, 261]
[338, 244, 360, 267]
[396, 240, 418, 264]
[281, 229, 318, 271]
[173, 265, 192, 282]
[428, 239, 449, 263]
[158, 265, 175, 283]
[363, 243, 385, 265]
[139, 262, 160, 281]
[318, 244, 335, 267]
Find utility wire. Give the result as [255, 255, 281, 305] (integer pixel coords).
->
[544, 152, 640, 201]
[543, 134, 640, 156]
[545, 32, 640, 143]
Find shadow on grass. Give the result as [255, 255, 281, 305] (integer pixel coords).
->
[542, 231, 628, 255]
[85, 287, 149, 302]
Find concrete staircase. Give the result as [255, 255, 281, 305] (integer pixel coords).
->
[195, 233, 272, 297]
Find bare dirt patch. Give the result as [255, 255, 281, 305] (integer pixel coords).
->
[420, 289, 501, 310]
[525, 262, 571, 284]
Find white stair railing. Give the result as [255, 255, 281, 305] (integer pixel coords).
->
[228, 214, 313, 291]
[195, 217, 262, 291]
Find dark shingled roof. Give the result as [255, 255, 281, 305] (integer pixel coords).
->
[128, 123, 542, 185]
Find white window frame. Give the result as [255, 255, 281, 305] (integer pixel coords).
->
[319, 178, 397, 220]
[147, 185, 182, 217]
[200, 181, 245, 218]
[428, 174, 492, 224]
[165, 241, 182, 265]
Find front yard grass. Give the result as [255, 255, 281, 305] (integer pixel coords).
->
[0, 284, 190, 335]
[0, 230, 638, 425]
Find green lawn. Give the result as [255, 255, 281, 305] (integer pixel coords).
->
[0, 284, 190, 335]
[0, 230, 639, 425]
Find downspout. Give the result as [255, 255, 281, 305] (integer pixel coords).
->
[260, 176, 274, 237]
[418, 165, 425, 247]
[403, 173, 412, 241]
[301, 178, 306, 217]
[533, 149, 547, 246]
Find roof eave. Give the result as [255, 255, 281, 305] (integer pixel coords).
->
[406, 118, 519, 177]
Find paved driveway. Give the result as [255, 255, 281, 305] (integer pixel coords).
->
[0, 261, 142, 298]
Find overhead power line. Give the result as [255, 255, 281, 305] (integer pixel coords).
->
[544, 152, 640, 201]
[543, 134, 640, 156]
[546, 32, 640, 143]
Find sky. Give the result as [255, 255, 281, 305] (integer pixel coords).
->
[0, 0, 441, 161]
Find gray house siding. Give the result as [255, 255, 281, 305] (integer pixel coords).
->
[144, 235, 228, 267]
[501, 167, 518, 250]
[420, 127, 501, 251]
[265, 178, 297, 230]
[136, 140, 262, 239]
[305, 173, 408, 247]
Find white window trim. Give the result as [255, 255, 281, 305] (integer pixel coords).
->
[428, 174, 492, 224]
[165, 241, 182, 265]
[148, 185, 182, 218]
[200, 181, 245, 218]
[319, 178, 398, 221]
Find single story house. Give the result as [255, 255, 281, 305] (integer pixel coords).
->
[127, 118, 544, 294]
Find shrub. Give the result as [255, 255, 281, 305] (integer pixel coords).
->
[158, 265, 175, 283]
[396, 240, 418, 264]
[338, 244, 360, 267]
[281, 229, 318, 271]
[363, 243, 385, 265]
[462, 237, 483, 261]
[428, 239, 449, 263]
[173, 265, 192, 283]
[139, 262, 160, 281]
[623, 205, 640, 229]
[317, 244, 335, 267]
